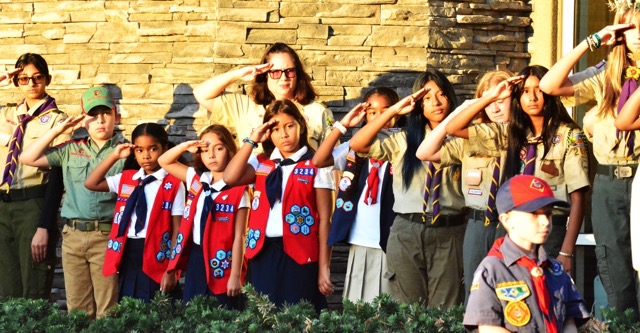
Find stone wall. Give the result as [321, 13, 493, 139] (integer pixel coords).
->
[1, 0, 531, 142]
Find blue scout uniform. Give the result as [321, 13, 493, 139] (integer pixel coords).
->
[464, 236, 590, 332]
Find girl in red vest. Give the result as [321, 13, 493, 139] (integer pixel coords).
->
[85, 123, 185, 302]
[224, 100, 335, 312]
[158, 124, 249, 309]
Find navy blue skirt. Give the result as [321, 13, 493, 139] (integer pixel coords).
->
[119, 238, 161, 302]
[183, 242, 243, 309]
[248, 237, 327, 313]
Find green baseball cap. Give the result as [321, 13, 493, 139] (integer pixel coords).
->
[81, 87, 117, 114]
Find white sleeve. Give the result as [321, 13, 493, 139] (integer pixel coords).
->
[171, 182, 186, 216]
[238, 188, 250, 209]
[106, 173, 122, 194]
[185, 167, 196, 191]
[332, 141, 350, 171]
[248, 154, 259, 171]
[314, 166, 335, 190]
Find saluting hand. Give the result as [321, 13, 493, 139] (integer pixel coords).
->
[595, 23, 635, 47]
[388, 87, 428, 116]
[55, 115, 85, 135]
[484, 75, 524, 101]
[341, 102, 368, 128]
[112, 143, 135, 159]
[238, 63, 274, 82]
[250, 118, 277, 143]
[0, 68, 22, 87]
[179, 140, 210, 154]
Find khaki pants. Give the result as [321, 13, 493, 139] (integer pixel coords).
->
[0, 198, 57, 299]
[61, 224, 118, 319]
[385, 215, 465, 308]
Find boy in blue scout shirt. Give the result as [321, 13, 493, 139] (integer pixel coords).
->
[20, 87, 124, 318]
[463, 175, 589, 333]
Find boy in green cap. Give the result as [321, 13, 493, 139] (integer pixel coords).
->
[21, 86, 125, 318]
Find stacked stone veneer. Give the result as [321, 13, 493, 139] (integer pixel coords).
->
[0, 0, 531, 141]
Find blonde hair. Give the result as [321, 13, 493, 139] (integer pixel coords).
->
[474, 70, 514, 123]
[602, 9, 639, 118]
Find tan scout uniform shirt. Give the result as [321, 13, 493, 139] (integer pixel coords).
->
[209, 93, 334, 151]
[567, 64, 640, 164]
[365, 128, 465, 215]
[468, 122, 590, 208]
[440, 137, 505, 210]
[0, 97, 68, 189]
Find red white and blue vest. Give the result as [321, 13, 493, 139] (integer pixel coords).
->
[168, 173, 247, 295]
[245, 155, 320, 265]
[103, 169, 182, 283]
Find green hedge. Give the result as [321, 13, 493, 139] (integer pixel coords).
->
[0, 285, 638, 332]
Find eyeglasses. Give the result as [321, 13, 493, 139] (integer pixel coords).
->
[16, 74, 46, 85]
[268, 68, 296, 80]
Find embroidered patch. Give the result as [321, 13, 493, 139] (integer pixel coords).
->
[552, 134, 561, 145]
[175, 233, 184, 255]
[343, 171, 355, 180]
[183, 205, 191, 219]
[346, 150, 357, 162]
[338, 177, 351, 191]
[343, 201, 353, 212]
[190, 180, 202, 193]
[217, 216, 230, 222]
[39, 113, 51, 124]
[156, 232, 172, 263]
[389, 165, 393, 175]
[113, 211, 123, 225]
[550, 260, 564, 276]
[121, 184, 135, 198]
[108, 240, 122, 252]
[215, 203, 234, 213]
[529, 178, 545, 192]
[452, 166, 461, 181]
[336, 198, 344, 209]
[293, 168, 315, 176]
[495, 283, 530, 302]
[568, 130, 586, 147]
[246, 228, 261, 249]
[470, 270, 482, 292]
[252, 191, 261, 210]
[255, 163, 274, 175]
[286, 205, 314, 236]
[163, 182, 173, 190]
[297, 177, 310, 184]
[161, 201, 172, 210]
[504, 301, 531, 327]
[468, 188, 482, 196]
[222, 194, 228, 200]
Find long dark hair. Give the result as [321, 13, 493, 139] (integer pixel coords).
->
[123, 123, 171, 170]
[261, 100, 311, 157]
[502, 65, 578, 182]
[402, 70, 457, 189]
[13, 53, 51, 87]
[362, 87, 404, 126]
[193, 124, 237, 174]
[251, 43, 317, 106]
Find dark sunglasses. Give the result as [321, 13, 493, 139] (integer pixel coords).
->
[268, 68, 296, 80]
[16, 74, 46, 85]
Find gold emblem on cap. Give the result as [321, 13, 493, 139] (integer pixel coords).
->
[530, 266, 543, 278]
[504, 300, 531, 326]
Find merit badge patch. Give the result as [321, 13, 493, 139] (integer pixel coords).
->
[552, 134, 561, 145]
[468, 188, 482, 196]
[504, 300, 531, 327]
[163, 182, 173, 190]
[336, 198, 344, 209]
[39, 113, 51, 124]
[343, 201, 353, 212]
[251, 191, 261, 210]
[338, 177, 352, 192]
[246, 228, 261, 249]
[550, 260, 564, 276]
[121, 184, 135, 198]
[183, 205, 191, 219]
[495, 283, 530, 302]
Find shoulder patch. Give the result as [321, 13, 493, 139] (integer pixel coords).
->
[495, 282, 530, 302]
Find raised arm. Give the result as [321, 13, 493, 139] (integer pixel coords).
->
[19, 115, 85, 168]
[223, 119, 277, 186]
[193, 64, 273, 111]
[84, 143, 135, 192]
[312, 103, 366, 168]
[350, 88, 426, 153]
[540, 24, 632, 96]
[416, 99, 474, 161]
[615, 85, 640, 130]
[158, 140, 207, 182]
[445, 77, 521, 138]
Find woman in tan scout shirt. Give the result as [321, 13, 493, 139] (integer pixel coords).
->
[539, 1, 640, 317]
[0, 53, 68, 299]
[193, 42, 333, 151]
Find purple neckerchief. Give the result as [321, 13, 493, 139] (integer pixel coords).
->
[1, 96, 58, 188]
[617, 77, 636, 157]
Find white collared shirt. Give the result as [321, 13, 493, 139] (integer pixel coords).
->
[185, 167, 250, 245]
[248, 146, 335, 237]
[107, 168, 186, 239]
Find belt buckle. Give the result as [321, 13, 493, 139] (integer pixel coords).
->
[614, 166, 632, 179]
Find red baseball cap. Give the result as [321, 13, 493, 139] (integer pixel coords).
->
[496, 175, 570, 214]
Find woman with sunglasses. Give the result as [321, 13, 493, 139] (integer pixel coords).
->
[194, 43, 334, 151]
[0, 53, 69, 299]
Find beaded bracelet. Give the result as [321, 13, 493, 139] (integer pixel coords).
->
[592, 33, 602, 49]
[242, 137, 258, 149]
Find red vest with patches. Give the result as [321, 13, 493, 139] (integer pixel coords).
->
[245, 155, 320, 265]
[167, 173, 247, 295]
[103, 170, 182, 283]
